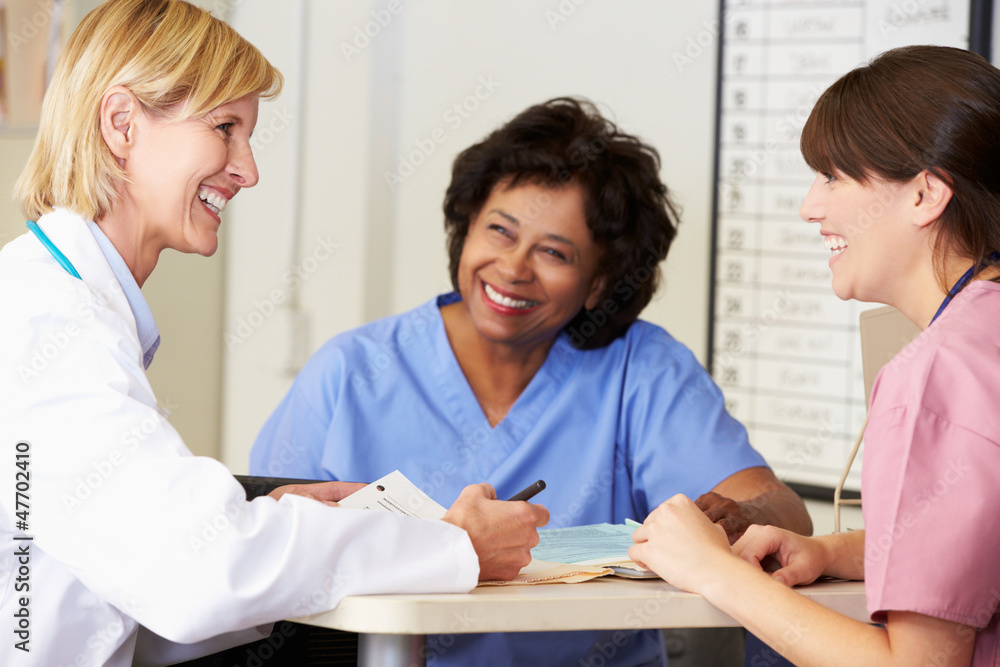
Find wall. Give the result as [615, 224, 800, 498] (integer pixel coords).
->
[222, 0, 725, 474]
[222, 1, 856, 531]
[0, 0, 858, 531]
[806, 499, 863, 536]
[0, 135, 35, 244]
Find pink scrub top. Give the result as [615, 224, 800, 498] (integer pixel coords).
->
[863, 280, 1000, 666]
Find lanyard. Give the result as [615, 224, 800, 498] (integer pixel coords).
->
[930, 252, 1000, 325]
[26, 220, 81, 279]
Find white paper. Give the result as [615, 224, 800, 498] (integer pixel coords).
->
[337, 470, 447, 520]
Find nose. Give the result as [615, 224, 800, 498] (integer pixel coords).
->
[229, 139, 259, 189]
[799, 173, 826, 223]
[496, 246, 532, 283]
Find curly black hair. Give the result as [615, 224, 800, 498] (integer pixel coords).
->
[443, 97, 680, 349]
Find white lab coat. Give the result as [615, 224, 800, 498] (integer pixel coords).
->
[0, 209, 479, 667]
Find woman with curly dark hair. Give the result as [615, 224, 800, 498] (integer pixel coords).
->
[252, 97, 810, 666]
[443, 97, 678, 350]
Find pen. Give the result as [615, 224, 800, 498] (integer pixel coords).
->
[506, 479, 545, 502]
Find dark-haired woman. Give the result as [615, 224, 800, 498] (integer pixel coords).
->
[630, 46, 1000, 667]
[252, 97, 811, 666]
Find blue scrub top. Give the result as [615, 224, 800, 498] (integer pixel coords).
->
[251, 293, 766, 666]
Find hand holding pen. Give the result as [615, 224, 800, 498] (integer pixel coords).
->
[443, 481, 550, 581]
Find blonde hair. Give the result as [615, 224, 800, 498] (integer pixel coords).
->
[15, 0, 283, 221]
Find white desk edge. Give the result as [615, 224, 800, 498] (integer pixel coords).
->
[294, 578, 868, 635]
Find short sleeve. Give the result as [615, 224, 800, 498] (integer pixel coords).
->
[621, 325, 768, 515]
[863, 405, 1000, 628]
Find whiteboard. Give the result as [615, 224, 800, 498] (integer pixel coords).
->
[709, 0, 973, 494]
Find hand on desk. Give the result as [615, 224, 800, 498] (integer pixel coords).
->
[267, 481, 368, 506]
[736, 526, 866, 585]
[732, 525, 826, 587]
[699, 467, 813, 542]
[628, 494, 736, 594]
[443, 483, 550, 581]
[694, 491, 754, 544]
[630, 495, 851, 593]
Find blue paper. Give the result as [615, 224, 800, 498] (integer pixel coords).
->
[531, 523, 636, 564]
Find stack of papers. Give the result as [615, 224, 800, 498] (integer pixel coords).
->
[339, 471, 655, 585]
[529, 522, 657, 579]
[478, 559, 613, 586]
[338, 472, 611, 584]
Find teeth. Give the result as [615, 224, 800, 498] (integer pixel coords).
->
[198, 187, 227, 215]
[824, 235, 848, 254]
[483, 282, 538, 309]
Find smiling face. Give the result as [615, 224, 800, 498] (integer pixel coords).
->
[800, 170, 924, 304]
[123, 93, 260, 257]
[455, 179, 605, 351]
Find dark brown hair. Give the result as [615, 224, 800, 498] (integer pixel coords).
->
[801, 45, 1000, 285]
[443, 97, 680, 349]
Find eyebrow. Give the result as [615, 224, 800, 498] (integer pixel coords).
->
[212, 111, 242, 124]
[487, 208, 579, 250]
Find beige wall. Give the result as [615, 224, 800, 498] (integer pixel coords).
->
[134, 243, 225, 459]
[805, 499, 863, 536]
[0, 135, 35, 246]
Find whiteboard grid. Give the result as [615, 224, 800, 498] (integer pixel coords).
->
[709, 0, 971, 494]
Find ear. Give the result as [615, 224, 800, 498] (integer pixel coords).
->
[911, 169, 953, 229]
[584, 274, 607, 311]
[99, 85, 140, 163]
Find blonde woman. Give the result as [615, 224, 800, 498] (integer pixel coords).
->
[0, 2, 546, 665]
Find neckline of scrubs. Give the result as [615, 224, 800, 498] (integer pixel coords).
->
[428, 294, 582, 475]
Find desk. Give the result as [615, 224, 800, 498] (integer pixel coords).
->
[294, 577, 867, 666]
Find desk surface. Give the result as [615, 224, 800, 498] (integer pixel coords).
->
[295, 578, 867, 635]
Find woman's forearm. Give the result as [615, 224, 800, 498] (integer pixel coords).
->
[814, 530, 865, 580]
[701, 556, 971, 667]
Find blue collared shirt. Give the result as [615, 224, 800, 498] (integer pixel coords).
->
[87, 222, 161, 368]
